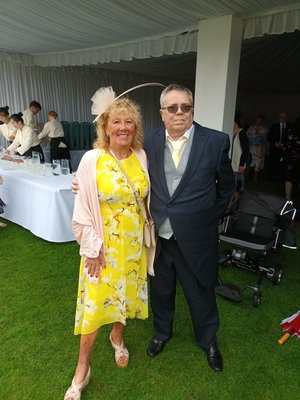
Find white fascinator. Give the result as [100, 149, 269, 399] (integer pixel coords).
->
[91, 82, 165, 122]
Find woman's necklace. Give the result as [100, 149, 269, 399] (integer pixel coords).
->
[109, 148, 131, 160]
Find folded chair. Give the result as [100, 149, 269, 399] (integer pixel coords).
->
[215, 191, 297, 307]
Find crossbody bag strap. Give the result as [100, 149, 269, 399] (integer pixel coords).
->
[109, 150, 148, 221]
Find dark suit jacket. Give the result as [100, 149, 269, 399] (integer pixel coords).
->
[144, 122, 235, 290]
[268, 122, 293, 148]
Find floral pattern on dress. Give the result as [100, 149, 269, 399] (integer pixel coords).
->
[74, 150, 149, 335]
[246, 125, 267, 171]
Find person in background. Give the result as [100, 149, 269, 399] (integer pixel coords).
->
[38, 110, 70, 163]
[282, 117, 300, 200]
[0, 175, 6, 228]
[267, 111, 293, 183]
[246, 114, 267, 183]
[22, 100, 41, 134]
[231, 119, 251, 192]
[235, 110, 249, 132]
[0, 106, 17, 143]
[145, 84, 234, 372]
[64, 97, 154, 400]
[5, 113, 44, 161]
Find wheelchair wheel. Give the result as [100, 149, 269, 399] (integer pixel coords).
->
[252, 292, 262, 307]
[272, 266, 283, 285]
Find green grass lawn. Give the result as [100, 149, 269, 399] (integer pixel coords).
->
[0, 183, 299, 399]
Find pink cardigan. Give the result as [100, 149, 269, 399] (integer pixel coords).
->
[72, 148, 156, 275]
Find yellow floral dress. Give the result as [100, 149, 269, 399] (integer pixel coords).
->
[74, 150, 149, 335]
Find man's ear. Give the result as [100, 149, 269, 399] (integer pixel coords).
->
[160, 110, 164, 121]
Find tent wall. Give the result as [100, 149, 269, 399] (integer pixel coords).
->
[0, 59, 166, 131]
[1, 57, 300, 135]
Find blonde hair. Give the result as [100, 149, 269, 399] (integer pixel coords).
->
[93, 98, 143, 150]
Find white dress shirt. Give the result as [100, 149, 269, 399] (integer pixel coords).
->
[0, 121, 17, 141]
[38, 119, 64, 140]
[7, 126, 40, 155]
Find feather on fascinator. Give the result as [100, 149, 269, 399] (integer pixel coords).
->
[91, 82, 165, 122]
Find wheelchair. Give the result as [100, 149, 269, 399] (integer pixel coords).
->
[215, 191, 297, 307]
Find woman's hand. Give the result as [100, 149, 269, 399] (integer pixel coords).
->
[84, 252, 106, 278]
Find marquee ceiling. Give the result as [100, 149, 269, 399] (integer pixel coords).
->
[0, 0, 300, 94]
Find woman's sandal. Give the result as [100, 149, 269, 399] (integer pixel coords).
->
[64, 366, 91, 400]
[109, 333, 129, 368]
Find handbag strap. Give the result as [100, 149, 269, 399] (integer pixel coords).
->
[109, 149, 148, 221]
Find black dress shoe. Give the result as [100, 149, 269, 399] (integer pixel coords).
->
[147, 338, 166, 357]
[205, 343, 223, 372]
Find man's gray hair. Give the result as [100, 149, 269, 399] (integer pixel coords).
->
[160, 84, 194, 107]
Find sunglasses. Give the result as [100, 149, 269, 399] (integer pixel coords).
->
[161, 104, 193, 114]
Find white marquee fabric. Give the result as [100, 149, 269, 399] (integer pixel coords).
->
[0, 1, 299, 68]
[0, 1, 300, 125]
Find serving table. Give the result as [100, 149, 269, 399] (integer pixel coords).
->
[0, 165, 75, 242]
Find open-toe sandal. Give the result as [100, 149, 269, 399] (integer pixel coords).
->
[64, 366, 91, 400]
[109, 333, 129, 368]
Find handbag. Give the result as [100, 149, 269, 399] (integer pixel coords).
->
[109, 150, 155, 248]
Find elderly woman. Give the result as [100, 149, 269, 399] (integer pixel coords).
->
[38, 110, 70, 162]
[5, 113, 44, 161]
[0, 106, 17, 144]
[64, 97, 154, 400]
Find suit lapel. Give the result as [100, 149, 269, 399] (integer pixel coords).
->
[153, 128, 170, 198]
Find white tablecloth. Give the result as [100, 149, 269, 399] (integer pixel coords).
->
[0, 166, 75, 242]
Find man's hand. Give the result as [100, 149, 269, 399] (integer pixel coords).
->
[71, 176, 79, 194]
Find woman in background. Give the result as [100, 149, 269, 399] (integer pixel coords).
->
[5, 113, 44, 161]
[0, 106, 17, 144]
[38, 110, 70, 163]
[231, 119, 251, 192]
[246, 114, 267, 183]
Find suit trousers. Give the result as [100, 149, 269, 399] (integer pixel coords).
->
[150, 236, 220, 349]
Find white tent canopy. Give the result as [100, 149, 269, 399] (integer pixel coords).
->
[0, 0, 300, 125]
[1, 0, 299, 67]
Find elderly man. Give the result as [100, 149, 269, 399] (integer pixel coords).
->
[145, 84, 234, 372]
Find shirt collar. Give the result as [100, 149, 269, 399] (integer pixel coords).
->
[165, 124, 194, 141]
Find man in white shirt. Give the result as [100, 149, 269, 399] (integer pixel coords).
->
[22, 100, 41, 134]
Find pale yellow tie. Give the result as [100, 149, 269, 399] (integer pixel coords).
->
[168, 137, 188, 167]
